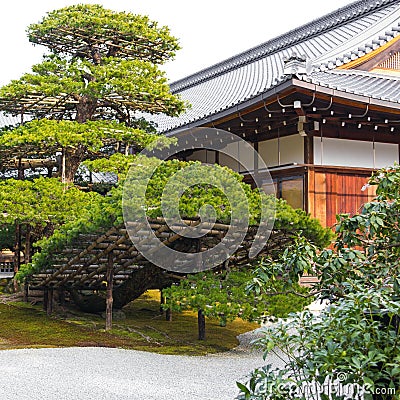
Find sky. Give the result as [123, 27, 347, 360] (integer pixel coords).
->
[0, 0, 355, 85]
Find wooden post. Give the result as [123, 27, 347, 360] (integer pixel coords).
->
[47, 288, 53, 315]
[43, 288, 48, 312]
[13, 222, 21, 292]
[198, 309, 206, 340]
[24, 226, 31, 264]
[159, 290, 164, 315]
[13, 157, 24, 292]
[105, 251, 114, 331]
[17, 157, 24, 180]
[23, 282, 29, 303]
[58, 288, 65, 306]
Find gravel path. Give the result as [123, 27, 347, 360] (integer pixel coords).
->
[0, 330, 284, 400]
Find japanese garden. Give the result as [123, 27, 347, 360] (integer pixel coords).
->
[0, 2, 399, 400]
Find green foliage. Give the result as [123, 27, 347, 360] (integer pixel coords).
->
[0, 119, 156, 158]
[246, 235, 320, 292]
[274, 203, 333, 249]
[162, 268, 311, 325]
[28, 4, 180, 63]
[123, 157, 268, 225]
[238, 288, 400, 399]
[239, 165, 400, 400]
[0, 224, 15, 250]
[16, 186, 122, 280]
[0, 55, 186, 117]
[0, 177, 98, 227]
[17, 159, 330, 280]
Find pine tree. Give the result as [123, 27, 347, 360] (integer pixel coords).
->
[0, 4, 185, 181]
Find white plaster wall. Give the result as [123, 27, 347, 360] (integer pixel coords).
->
[314, 137, 399, 168]
[280, 135, 304, 165]
[259, 138, 278, 167]
[375, 142, 399, 168]
[258, 135, 304, 167]
[219, 142, 240, 172]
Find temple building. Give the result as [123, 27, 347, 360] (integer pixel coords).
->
[152, 0, 400, 227]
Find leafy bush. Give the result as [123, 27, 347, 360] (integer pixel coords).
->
[238, 165, 400, 400]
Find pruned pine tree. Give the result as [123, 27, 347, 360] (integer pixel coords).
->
[0, 5, 185, 289]
[0, 4, 186, 182]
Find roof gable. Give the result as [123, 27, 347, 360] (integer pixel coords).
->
[377, 51, 400, 69]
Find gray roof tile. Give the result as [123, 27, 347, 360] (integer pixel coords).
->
[150, 0, 400, 133]
[303, 70, 400, 102]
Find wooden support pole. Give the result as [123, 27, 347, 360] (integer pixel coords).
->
[105, 251, 114, 331]
[13, 222, 21, 293]
[198, 309, 206, 340]
[47, 288, 54, 315]
[58, 288, 66, 306]
[43, 288, 48, 312]
[159, 290, 164, 315]
[23, 282, 29, 303]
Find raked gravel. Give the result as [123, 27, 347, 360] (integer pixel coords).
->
[0, 329, 285, 400]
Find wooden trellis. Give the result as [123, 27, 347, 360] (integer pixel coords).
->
[0, 91, 174, 118]
[30, 26, 171, 64]
[26, 217, 290, 329]
[27, 218, 287, 290]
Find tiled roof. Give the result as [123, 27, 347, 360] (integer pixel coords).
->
[150, 0, 400, 133]
[299, 69, 400, 103]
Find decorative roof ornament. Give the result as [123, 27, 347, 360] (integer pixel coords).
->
[283, 52, 310, 76]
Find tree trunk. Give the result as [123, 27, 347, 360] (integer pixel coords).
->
[17, 157, 24, 180]
[63, 146, 87, 183]
[24, 225, 31, 264]
[76, 96, 97, 123]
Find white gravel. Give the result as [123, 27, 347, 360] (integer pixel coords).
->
[0, 329, 284, 400]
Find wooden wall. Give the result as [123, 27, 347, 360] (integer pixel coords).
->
[308, 167, 376, 228]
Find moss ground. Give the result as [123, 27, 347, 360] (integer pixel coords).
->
[0, 290, 258, 355]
